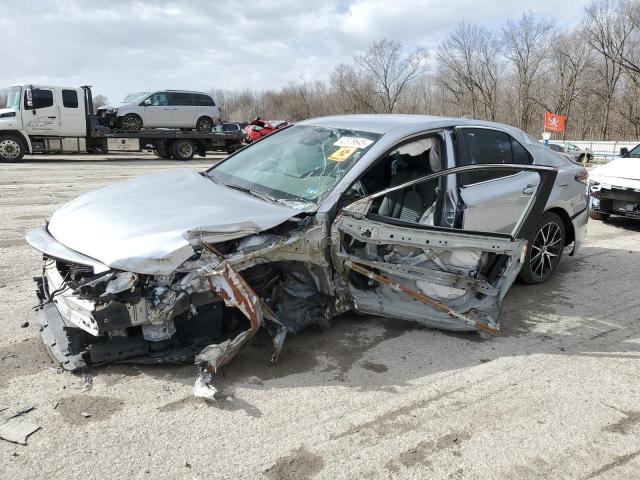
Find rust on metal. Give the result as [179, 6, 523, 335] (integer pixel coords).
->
[346, 261, 501, 336]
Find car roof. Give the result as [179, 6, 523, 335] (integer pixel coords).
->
[296, 114, 529, 138]
[161, 90, 212, 95]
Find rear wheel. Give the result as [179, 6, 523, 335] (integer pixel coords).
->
[589, 210, 609, 221]
[153, 141, 172, 159]
[121, 114, 143, 131]
[0, 135, 26, 162]
[196, 116, 213, 132]
[172, 139, 195, 161]
[519, 211, 566, 284]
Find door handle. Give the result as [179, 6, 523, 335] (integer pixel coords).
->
[522, 183, 536, 195]
[48, 116, 57, 119]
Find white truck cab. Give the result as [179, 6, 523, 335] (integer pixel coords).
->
[0, 84, 88, 160]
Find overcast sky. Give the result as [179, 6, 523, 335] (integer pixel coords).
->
[0, 0, 590, 103]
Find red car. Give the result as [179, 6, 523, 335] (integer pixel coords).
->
[244, 118, 289, 143]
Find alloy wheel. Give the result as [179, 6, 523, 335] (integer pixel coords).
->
[530, 221, 563, 279]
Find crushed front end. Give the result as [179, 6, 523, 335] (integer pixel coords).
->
[590, 182, 640, 219]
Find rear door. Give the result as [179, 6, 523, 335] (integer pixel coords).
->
[454, 127, 539, 234]
[58, 88, 85, 136]
[24, 87, 59, 136]
[331, 164, 557, 334]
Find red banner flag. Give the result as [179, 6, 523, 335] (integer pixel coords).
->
[544, 112, 566, 132]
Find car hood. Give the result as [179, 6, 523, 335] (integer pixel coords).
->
[46, 169, 299, 274]
[590, 158, 640, 189]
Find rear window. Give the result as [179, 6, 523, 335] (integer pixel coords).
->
[194, 93, 215, 106]
[168, 92, 194, 106]
[457, 128, 532, 185]
[221, 123, 239, 132]
[62, 89, 78, 108]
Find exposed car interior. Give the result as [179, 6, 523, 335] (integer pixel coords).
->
[350, 135, 445, 226]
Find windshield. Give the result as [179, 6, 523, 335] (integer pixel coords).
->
[628, 144, 640, 158]
[123, 92, 150, 103]
[208, 125, 381, 210]
[6, 87, 21, 110]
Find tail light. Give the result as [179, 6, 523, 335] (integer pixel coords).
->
[575, 167, 589, 184]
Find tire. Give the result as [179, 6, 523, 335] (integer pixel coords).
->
[120, 114, 143, 131]
[518, 211, 566, 284]
[153, 142, 172, 159]
[589, 210, 609, 221]
[171, 139, 195, 161]
[196, 116, 213, 132]
[0, 134, 26, 162]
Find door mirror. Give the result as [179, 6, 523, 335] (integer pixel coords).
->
[620, 147, 629, 157]
[25, 88, 33, 109]
[143, 98, 152, 106]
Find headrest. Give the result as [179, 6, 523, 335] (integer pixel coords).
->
[392, 137, 441, 172]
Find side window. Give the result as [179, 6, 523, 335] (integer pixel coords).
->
[62, 90, 78, 108]
[457, 128, 529, 185]
[195, 94, 215, 106]
[148, 93, 168, 106]
[169, 92, 194, 106]
[26, 89, 54, 109]
[511, 138, 532, 165]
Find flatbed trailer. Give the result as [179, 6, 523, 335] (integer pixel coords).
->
[0, 84, 243, 161]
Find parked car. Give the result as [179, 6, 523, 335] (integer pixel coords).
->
[589, 146, 640, 220]
[26, 115, 588, 396]
[564, 143, 593, 163]
[619, 143, 640, 158]
[97, 90, 221, 132]
[546, 142, 593, 163]
[244, 117, 288, 142]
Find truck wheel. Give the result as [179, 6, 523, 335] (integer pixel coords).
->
[196, 116, 213, 132]
[121, 114, 143, 131]
[154, 142, 172, 159]
[589, 210, 609, 221]
[0, 135, 26, 162]
[172, 139, 195, 161]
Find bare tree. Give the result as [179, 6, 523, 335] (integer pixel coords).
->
[438, 23, 504, 120]
[502, 13, 554, 131]
[354, 39, 429, 113]
[92, 94, 109, 110]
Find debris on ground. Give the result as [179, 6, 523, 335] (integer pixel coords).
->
[0, 405, 40, 445]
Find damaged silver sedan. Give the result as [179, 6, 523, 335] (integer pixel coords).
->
[26, 115, 588, 397]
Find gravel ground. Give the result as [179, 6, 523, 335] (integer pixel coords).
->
[1, 154, 639, 479]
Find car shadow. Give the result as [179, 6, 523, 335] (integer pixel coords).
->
[599, 216, 640, 232]
[85, 244, 640, 404]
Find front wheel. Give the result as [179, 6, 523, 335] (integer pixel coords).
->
[0, 135, 26, 162]
[171, 139, 195, 161]
[120, 114, 143, 131]
[519, 211, 566, 284]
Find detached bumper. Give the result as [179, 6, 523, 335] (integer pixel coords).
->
[36, 301, 88, 371]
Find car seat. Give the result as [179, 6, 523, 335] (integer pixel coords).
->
[377, 138, 441, 223]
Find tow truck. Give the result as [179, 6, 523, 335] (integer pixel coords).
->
[0, 84, 243, 162]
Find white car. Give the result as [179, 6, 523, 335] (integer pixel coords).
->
[99, 90, 221, 132]
[589, 143, 640, 220]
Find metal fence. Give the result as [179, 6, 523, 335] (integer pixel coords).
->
[541, 140, 639, 161]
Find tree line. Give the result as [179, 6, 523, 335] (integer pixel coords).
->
[1, 1, 638, 141]
[213, 0, 640, 141]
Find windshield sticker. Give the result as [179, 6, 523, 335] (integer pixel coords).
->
[333, 137, 374, 149]
[328, 147, 357, 162]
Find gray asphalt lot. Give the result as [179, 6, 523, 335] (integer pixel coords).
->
[1, 153, 639, 479]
